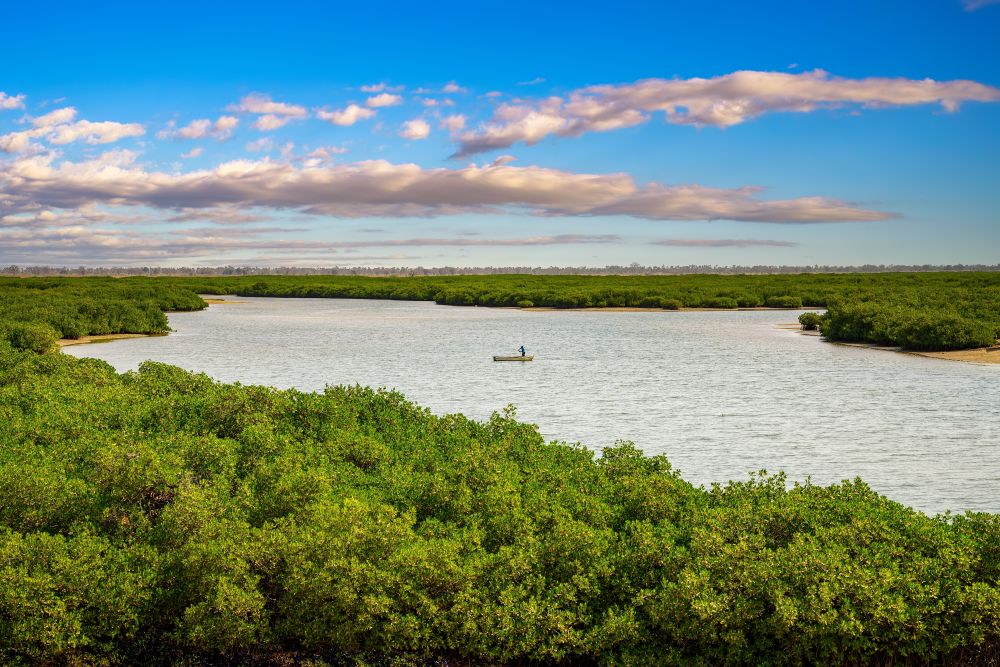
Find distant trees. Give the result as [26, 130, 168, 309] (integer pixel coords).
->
[765, 295, 803, 308]
[1, 272, 998, 352]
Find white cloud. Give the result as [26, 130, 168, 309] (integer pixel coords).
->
[180, 147, 203, 159]
[227, 93, 308, 118]
[439, 114, 467, 133]
[0, 130, 42, 153]
[253, 114, 291, 131]
[366, 93, 403, 108]
[1, 111, 145, 153]
[650, 238, 797, 247]
[227, 94, 307, 131]
[245, 138, 274, 152]
[0, 152, 892, 224]
[0, 223, 620, 265]
[214, 115, 239, 133]
[47, 120, 145, 146]
[0, 203, 135, 228]
[299, 146, 348, 167]
[162, 115, 239, 141]
[316, 104, 376, 126]
[455, 69, 1000, 155]
[0, 92, 26, 110]
[399, 118, 431, 140]
[442, 82, 465, 93]
[32, 107, 78, 127]
[175, 119, 211, 139]
[517, 77, 546, 86]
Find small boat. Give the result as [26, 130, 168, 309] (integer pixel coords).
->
[493, 355, 534, 362]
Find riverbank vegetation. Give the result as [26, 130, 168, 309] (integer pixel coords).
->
[2, 272, 998, 351]
[0, 277, 206, 352]
[1, 344, 998, 665]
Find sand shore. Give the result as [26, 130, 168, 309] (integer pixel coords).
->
[782, 324, 1000, 365]
[202, 297, 246, 304]
[57, 333, 163, 347]
[525, 306, 803, 313]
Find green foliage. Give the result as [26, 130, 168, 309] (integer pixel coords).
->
[765, 294, 803, 308]
[1, 271, 999, 351]
[0, 347, 997, 664]
[0, 277, 205, 341]
[0, 321, 59, 353]
[798, 311, 822, 330]
[701, 296, 739, 309]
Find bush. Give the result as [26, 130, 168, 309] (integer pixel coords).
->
[702, 296, 739, 309]
[515, 300, 534, 308]
[639, 296, 683, 309]
[765, 295, 803, 308]
[798, 312, 823, 330]
[1, 321, 60, 354]
[0, 352, 997, 664]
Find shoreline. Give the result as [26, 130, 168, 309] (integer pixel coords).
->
[782, 325, 1000, 365]
[58, 333, 163, 347]
[524, 306, 806, 313]
[202, 297, 246, 304]
[57, 301, 999, 365]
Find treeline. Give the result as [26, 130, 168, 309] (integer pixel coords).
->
[170, 272, 1000, 351]
[0, 278, 205, 353]
[1, 273, 998, 351]
[1, 344, 998, 665]
[4, 263, 999, 277]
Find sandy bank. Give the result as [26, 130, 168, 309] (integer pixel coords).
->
[202, 297, 246, 304]
[907, 347, 1000, 364]
[782, 324, 1000, 365]
[58, 333, 162, 347]
[525, 306, 804, 313]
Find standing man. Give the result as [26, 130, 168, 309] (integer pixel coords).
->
[519, 345, 526, 357]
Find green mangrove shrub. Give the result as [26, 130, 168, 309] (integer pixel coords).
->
[798, 311, 823, 330]
[0, 345, 998, 664]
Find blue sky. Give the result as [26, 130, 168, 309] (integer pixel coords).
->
[1, 0, 998, 267]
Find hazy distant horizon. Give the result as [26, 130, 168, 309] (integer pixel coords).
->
[5, 263, 1000, 278]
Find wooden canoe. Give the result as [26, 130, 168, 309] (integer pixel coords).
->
[493, 355, 534, 362]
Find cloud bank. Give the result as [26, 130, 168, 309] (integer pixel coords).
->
[650, 238, 798, 247]
[454, 69, 1000, 155]
[0, 151, 890, 224]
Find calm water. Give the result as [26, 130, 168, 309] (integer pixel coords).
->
[67, 297, 1000, 514]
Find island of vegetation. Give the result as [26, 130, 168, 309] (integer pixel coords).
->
[1, 271, 998, 354]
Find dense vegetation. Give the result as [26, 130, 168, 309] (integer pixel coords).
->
[1, 272, 998, 351]
[0, 277, 206, 352]
[1, 343, 998, 665]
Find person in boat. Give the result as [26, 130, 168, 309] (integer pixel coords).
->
[519, 345, 526, 357]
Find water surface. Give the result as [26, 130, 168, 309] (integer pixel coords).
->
[67, 297, 1000, 514]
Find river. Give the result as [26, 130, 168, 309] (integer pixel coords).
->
[66, 297, 1000, 514]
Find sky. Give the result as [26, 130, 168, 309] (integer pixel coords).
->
[1, 0, 999, 268]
